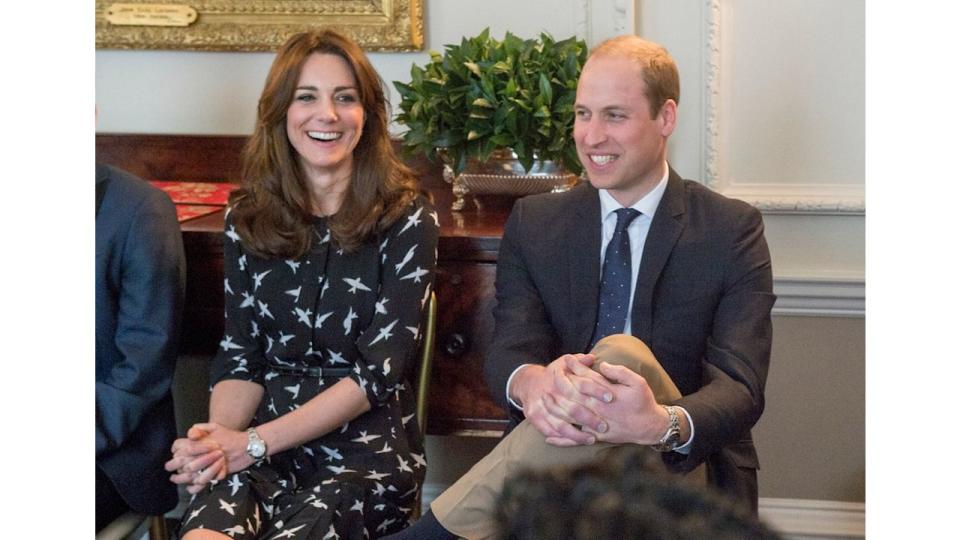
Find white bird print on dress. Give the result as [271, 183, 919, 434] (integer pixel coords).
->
[382, 358, 391, 376]
[227, 474, 242, 496]
[224, 278, 233, 295]
[284, 384, 300, 400]
[375, 297, 389, 315]
[309, 499, 328, 510]
[272, 523, 307, 539]
[321, 279, 330, 298]
[258, 300, 274, 320]
[285, 260, 300, 273]
[351, 430, 381, 444]
[394, 245, 416, 274]
[365, 470, 390, 480]
[252, 270, 271, 291]
[327, 349, 348, 365]
[222, 525, 245, 538]
[343, 276, 372, 294]
[400, 267, 429, 283]
[411, 452, 427, 468]
[375, 442, 393, 454]
[320, 445, 343, 462]
[376, 518, 398, 533]
[314, 311, 333, 329]
[285, 286, 302, 303]
[250, 320, 260, 338]
[401, 413, 415, 426]
[219, 335, 244, 351]
[265, 335, 274, 353]
[218, 498, 238, 516]
[406, 326, 419, 339]
[267, 398, 277, 414]
[350, 499, 364, 512]
[429, 210, 440, 227]
[322, 524, 339, 539]
[326, 464, 356, 475]
[343, 307, 358, 335]
[184, 505, 206, 525]
[293, 307, 312, 327]
[371, 482, 387, 497]
[396, 455, 412, 473]
[238, 254, 247, 272]
[374, 503, 387, 511]
[369, 319, 399, 346]
[226, 225, 240, 242]
[240, 291, 255, 308]
[398, 206, 423, 235]
[278, 332, 295, 346]
[319, 230, 331, 244]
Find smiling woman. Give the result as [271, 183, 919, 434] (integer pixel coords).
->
[285, 52, 366, 216]
[167, 29, 438, 540]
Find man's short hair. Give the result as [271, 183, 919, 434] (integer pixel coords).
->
[589, 35, 680, 117]
[495, 447, 782, 540]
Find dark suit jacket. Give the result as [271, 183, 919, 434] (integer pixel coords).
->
[484, 167, 775, 513]
[96, 163, 184, 515]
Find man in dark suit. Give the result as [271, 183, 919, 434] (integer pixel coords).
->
[96, 163, 185, 531]
[387, 35, 775, 540]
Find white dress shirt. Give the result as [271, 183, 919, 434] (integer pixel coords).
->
[505, 163, 695, 452]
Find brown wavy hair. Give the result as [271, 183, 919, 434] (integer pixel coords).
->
[229, 29, 418, 259]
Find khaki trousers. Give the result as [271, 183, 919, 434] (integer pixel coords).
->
[430, 334, 704, 540]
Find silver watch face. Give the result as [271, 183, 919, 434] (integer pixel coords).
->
[249, 440, 266, 459]
[247, 430, 266, 459]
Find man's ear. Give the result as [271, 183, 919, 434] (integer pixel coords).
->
[658, 99, 677, 137]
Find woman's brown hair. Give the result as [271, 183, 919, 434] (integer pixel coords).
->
[230, 29, 418, 259]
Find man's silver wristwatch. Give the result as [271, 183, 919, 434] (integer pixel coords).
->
[651, 405, 682, 452]
[246, 427, 267, 462]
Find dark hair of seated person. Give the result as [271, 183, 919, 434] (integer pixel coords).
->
[494, 447, 783, 540]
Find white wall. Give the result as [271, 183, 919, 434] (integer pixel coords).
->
[96, 0, 633, 135]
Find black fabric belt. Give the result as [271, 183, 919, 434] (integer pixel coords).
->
[267, 361, 352, 378]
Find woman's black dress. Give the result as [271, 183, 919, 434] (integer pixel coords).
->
[178, 197, 439, 539]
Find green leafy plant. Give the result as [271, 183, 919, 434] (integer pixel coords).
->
[393, 29, 587, 175]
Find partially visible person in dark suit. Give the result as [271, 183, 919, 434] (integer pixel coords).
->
[96, 162, 185, 531]
[495, 447, 782, 540]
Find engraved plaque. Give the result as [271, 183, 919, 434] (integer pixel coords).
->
[105, 3, 198, 27]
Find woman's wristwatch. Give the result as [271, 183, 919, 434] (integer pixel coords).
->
[246, 427, 267, 462]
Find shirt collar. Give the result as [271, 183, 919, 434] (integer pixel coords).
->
[598, 162, 670, 221]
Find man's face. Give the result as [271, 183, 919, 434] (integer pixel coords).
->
[574, 54, 676, 207]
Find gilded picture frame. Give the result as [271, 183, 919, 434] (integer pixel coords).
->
[95, 0, 424, 52]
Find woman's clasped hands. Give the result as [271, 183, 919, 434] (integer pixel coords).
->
[165, 423, 254, 494]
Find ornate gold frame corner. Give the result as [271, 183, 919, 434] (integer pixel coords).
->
[95, 0, 424, 52]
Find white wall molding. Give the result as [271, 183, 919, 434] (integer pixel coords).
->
[773, 275, 864, 318]
[723, 184, 866, 216]
[759, 497, 865, 540]
[699, 0, 864, 217]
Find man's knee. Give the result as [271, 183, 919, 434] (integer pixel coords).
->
[590, 334, 657, 374]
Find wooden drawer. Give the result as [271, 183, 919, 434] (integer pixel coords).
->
[429, 262, 509, 436]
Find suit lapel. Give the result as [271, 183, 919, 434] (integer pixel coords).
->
[565, 184, 603, 352]
[631, 168, 686, 341]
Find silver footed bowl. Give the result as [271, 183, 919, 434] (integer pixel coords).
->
[441, 148, 580, 211]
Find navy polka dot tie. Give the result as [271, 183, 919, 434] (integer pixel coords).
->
[590, 208, 641, 347]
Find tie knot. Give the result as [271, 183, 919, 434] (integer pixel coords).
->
[613, 208, 641, 233]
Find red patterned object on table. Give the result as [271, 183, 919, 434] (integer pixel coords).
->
[150, 181, 239, 205]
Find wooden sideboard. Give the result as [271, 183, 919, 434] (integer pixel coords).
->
[97, 134, 513, 436]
